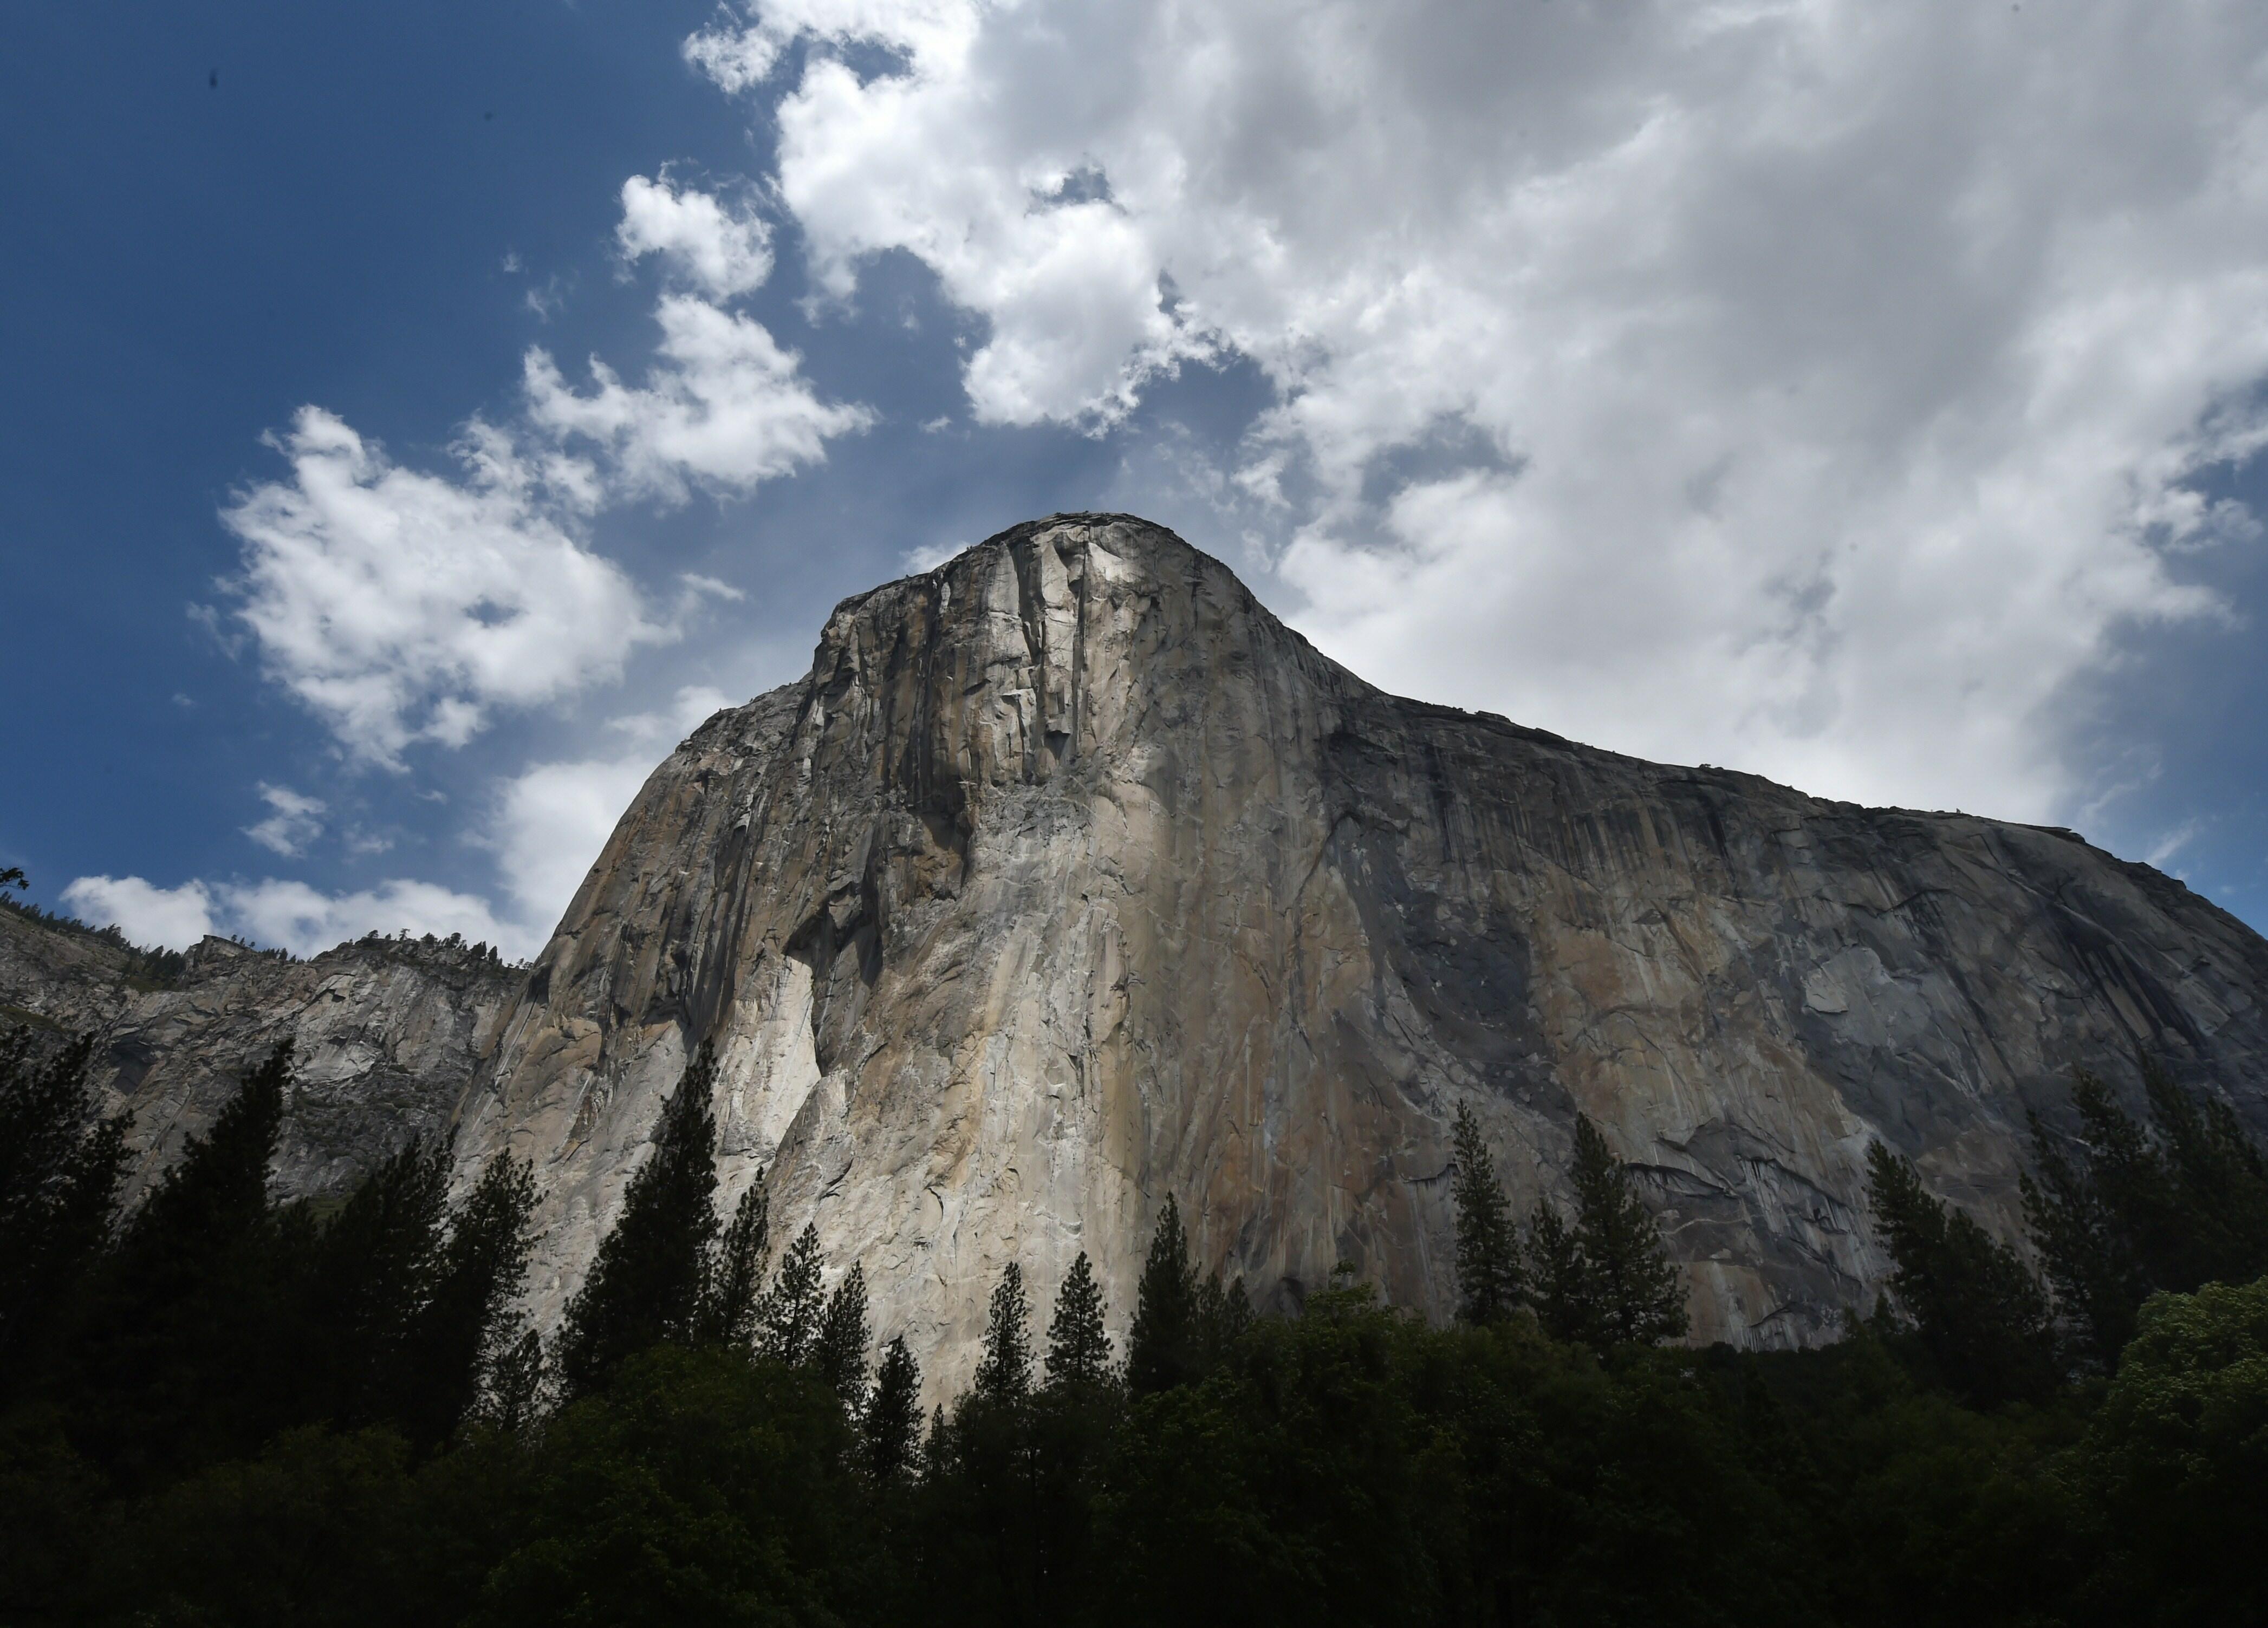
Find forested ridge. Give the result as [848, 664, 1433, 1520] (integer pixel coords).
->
[3, 1015, 2265, 1626]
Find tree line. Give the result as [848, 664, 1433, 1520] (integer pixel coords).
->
[3, 1020, 2265, 1625]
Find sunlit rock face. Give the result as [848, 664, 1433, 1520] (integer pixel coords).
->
[452, 514, 2268, 1397]
[0, 917, 518, 1204]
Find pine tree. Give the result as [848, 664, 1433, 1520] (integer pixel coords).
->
[401, 1150, 538, 1449]
[554, 1047, 722, 1399]
[1195, 1270, 1253, 1370]
[815, 1262, 871, 1410]
[2142, 1058, 2268, 1289]
[306, 1136, 450, 1427]
[756, 1222, 826, 1366]
[1526, 1198, 1590, 1344]
[1566, 1115, 1687, 1345]
[864, 1336, 923, 1479]
[1524, 1116, 1686, 1346]
[120, 1040, 288, 1258]
[2023, 1093, 2147, 1367]
[1868, 1141, 2061, 1405]
[69, 1040, 293, 1476]
[973, 1261, 1032, 1401]
[1450, 1102, 1524, 1325]
[2022, 1061, 2268, 1365]
[699, 1171, 769, 1349]
[0, 1028, 132, 1370]
[476, 1328, 549, 1432]
[1043, 1251, 1112, 1389]
[1126, 1195, 1202, 1394]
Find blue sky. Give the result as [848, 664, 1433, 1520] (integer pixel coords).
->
[5, 0, 2267, 958]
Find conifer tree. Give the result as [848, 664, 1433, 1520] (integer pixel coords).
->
[1525, 1116, 1686, 1346]
[973, 1261, 1032, 1401]
[0, 1028, 131, 1369]
[1044, 1251, 1113, 1389]
[864, 1335, 923, 1479]
[2023, 1090, 2147, 1367]
[699, 1171, 769, 1349]
[1868, 1141, 2060, 1405]
[2141, 1058, 2268, 1288]
[307, 1135, 450, 1426]
[477, 1328, 549, 1432]
[554, 1047, 721, 1399]
[1526, 1198, 1590, 1344]
[1566, 1115, 1687, 1345]
[1126, 1195, 1202, 1394]
[402, 1150, 538, 1449]
[2022, 1061, 2268, 1365]
[757, 1222, 826, 1366]
[121, 1040, 289, 1258]
[1194, 1270, 1253, 1370]
[70, 1040, 292, 1474]
[815, 1262, 871, 1410]
[1450, 1102, 1524, 1325]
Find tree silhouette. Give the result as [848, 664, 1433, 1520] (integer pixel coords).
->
[1450, 1101, 1524, 1325]
[973, 1261, 1032, 1401]
[554, 1047, 721, 1399]
[1044, 1251, 1113, 1389]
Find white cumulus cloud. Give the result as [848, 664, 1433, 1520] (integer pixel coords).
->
[62, 876, 218, 950]
[222, 409, 661, 768]
[62, 871, 517, 957]
[525, 295, 874, 503]
[618, 174, 775, 297]
[692, 0, 2268, 820]
[222, 878, 515, 958]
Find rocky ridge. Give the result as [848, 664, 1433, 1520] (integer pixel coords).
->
[1, 907, 519, 1203]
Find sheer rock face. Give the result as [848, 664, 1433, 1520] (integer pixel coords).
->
[0, 913, 518, 1202]
[453, 515, 2268, 1395]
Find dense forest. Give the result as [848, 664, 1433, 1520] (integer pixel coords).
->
[3, 1017, 2264, 1626]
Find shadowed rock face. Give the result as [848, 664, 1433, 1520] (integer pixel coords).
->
[0, 914, 519, 1203]
[451, 514, 2268, 1395]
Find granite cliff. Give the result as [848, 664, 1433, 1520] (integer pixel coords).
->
[10, 515, 2265, 1394]
[436, 515, 2268, 1394]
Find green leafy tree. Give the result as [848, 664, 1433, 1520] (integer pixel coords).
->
[698, 1170, 769, 1349]
[2078, 1275, 2268, 1623]
[1527, 1115, 1686, 1346]
[1450, 1100, 1524, 1325]
[1867, 1141, 2060, 1405]
[815, 1262, 872, 1411]
[1043, 1251, 1113, 1389]
[0, 1028, 131, 1370]
[757, 1222, 826, 1367]
[1126, 1195, 1203, 1394]
[972, 1261, 1032, 1402]
[863, 1335, 922, 1479]
[554, 1047, 722, 1399]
